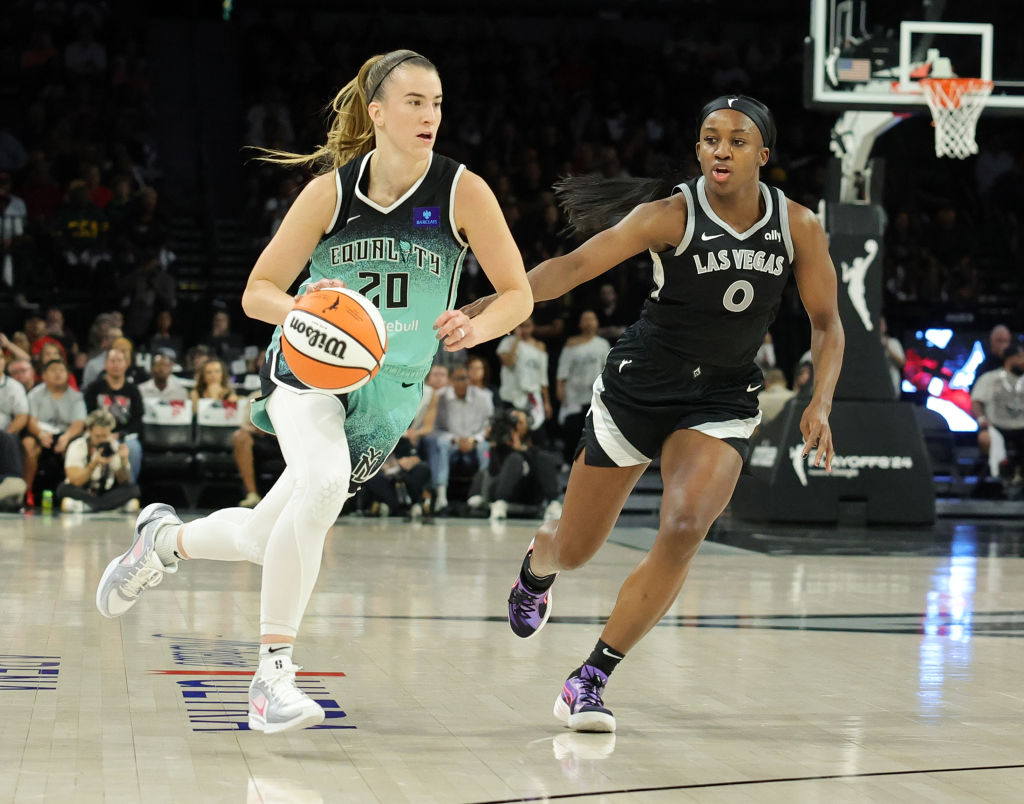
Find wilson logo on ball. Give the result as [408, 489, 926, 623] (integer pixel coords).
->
[281, 287, 388, 395]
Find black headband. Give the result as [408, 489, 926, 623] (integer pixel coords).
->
[367, 54, 418, 103]
[697, 96, 776, 151]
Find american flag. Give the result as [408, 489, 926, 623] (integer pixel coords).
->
[837, 58, 872, 82]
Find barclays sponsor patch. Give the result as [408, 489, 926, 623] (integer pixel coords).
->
[414, 206, 440, 227]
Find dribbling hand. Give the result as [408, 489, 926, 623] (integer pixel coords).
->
[799, 400, 834, 471]
[301, 278, 346, 299]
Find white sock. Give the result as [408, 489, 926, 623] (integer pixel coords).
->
[153, 519, 182, 567]
[258, 642, 294, 671]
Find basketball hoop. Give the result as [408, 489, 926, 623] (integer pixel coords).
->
[919, 77, 993, 159]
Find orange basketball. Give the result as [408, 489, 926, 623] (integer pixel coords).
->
[280, 287, 388, 394]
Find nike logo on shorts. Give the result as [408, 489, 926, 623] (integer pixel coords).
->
[402, 382, 416, 388]
[747, 384, 762, 393]
[701, 232, 724, 241]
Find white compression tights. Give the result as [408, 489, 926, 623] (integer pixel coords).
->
[178, 388, 352, 638]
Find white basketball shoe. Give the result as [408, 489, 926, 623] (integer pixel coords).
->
[96, 503, 181, 618]
[248, 654, 326, 734]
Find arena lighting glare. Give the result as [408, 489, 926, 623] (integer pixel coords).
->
[924, 328, 954, 349]
[926, 396, 979, 433]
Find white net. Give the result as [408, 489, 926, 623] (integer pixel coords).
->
[920, 78, 993, 159]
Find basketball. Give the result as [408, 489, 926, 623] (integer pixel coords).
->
[280, 287, 388, 394]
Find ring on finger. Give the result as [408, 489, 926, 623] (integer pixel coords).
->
[458, 327, 466, 340]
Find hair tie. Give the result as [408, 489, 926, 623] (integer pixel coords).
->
[367, 54, 418, 104]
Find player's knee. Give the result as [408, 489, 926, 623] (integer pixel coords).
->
[658, 512, 707, 558]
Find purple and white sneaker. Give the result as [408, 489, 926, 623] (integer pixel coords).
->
[554, 665, 616, 732]
[508, 541, 555, 638]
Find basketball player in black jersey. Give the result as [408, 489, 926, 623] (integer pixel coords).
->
[467, 95, 845, 732]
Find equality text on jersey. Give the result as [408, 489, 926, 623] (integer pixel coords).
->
[693, 248, 785, 276]
[328, 237, 442, 276]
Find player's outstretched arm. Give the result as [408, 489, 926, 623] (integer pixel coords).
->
[462, 195, 684, 319]
[790, 201, 845, 471]
[242, 172, 339, 326]
[436, 171, 532, 352]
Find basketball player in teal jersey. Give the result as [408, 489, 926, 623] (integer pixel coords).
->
[96, 50, 532, 734]
[468, 96, 845, 732]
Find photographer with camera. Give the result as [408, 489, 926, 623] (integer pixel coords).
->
[469, 408, 562, 521]
[57, 409, 141, 513]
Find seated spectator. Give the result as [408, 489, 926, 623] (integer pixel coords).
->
[594, 282, 629, 343]
[7, 357, 35, 392]
[972, 324, 1013, 389]
[83, 348, 144, 483]
[497, 318, 551, 439]
[43, 306, 78, 364]
[0, 350, 29, 509]
[121, 251, 177, 342]
[757, 368, 795, 424]
[53, 179, 109, 268]
[33, 339, 78, 389]
[754, 332, 776, 373]
[111, 336, 149, 384]
[82, 323, 123, 387]
[556, 310, 610, 465]
[421, 364, 493, 512]
[466, 354, 496, 403]
[24, 359, 86, 505]
[232, 392, 282, 508]
[147, 309, 184, 364]
[138, 352, 188, 403]
[469, 409, 562, 522]
[971, 345, 1024, 483]
[179, 344, 214, 386]
[57, 409, 140, 513]
[191, 357, 238, 406]
[201, 310, 244, 363]
[360, 437, 432, 520]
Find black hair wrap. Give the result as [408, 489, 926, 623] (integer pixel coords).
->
[697, 95, 777, 151]
[367, 55, 418, 103]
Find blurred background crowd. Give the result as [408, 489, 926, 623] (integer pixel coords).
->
[1, 0, 1023, 516]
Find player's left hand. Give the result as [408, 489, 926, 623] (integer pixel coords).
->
[304, 278, 346, 296]
[434, 310, 476, 352]
[799, 400, 835, 471]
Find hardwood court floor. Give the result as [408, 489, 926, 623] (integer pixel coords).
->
[3, 509, 1024, 803]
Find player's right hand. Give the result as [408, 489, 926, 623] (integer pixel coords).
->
[301, 278, 346, 299]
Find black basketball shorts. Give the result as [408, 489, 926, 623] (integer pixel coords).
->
[576, 319, 764, 468]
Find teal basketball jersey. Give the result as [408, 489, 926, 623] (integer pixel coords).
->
[266, 150, 469, 390]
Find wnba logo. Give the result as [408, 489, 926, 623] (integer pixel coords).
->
[287, 317, 348, 359]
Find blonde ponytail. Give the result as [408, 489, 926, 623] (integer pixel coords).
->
[253, 50, 436, 174]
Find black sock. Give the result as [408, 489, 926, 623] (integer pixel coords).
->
[520, 550, 556, 593]
[583, 639, 625, 677]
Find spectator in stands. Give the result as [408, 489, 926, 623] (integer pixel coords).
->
[191, 358, 238, 406]
[360, 437, 432, 520]
[0, 350, 29, 509]
[138, 352, 188, 403]
[81, 324, 122, 387]
[594, 282, 629, 343]
[83, 348, 144, 483]
[58, 409, 140, 514]
[24, 359, 86, 505]
[121, 251, 177, 342]
[793, 360, 814, 398]
[43, 306, 77, 362]
[111, 336, 148, 384]
[232, 392, 282, 509]
[201, 310, 244, 363]
[7, 358, 35, 392]
[421, 364, 494, 512]
[466, 354, 496, 403]
[54, 179, 109, 268]
[64, 23, 107, 78]
[974, 324, 1013, 386]
[556, 310, 610, 466]
[497, 317, 551, 440]
[148, 309, 184, 364]
[879, 316, 906, 398]
[754, 332, 776, 372]
[971, 345, 1024, 484]
[757, 368, 795, 424]
[180, 344, 213, 385]
[471, 408, 562, 522]
[34, 340, 78, 389]
[127, 186, 168, 250]
[0, 171, 31, 308]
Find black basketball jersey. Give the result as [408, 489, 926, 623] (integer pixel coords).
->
[642, 175, 795, 368]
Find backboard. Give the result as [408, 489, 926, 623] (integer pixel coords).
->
[806, 0, 1024, 115]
